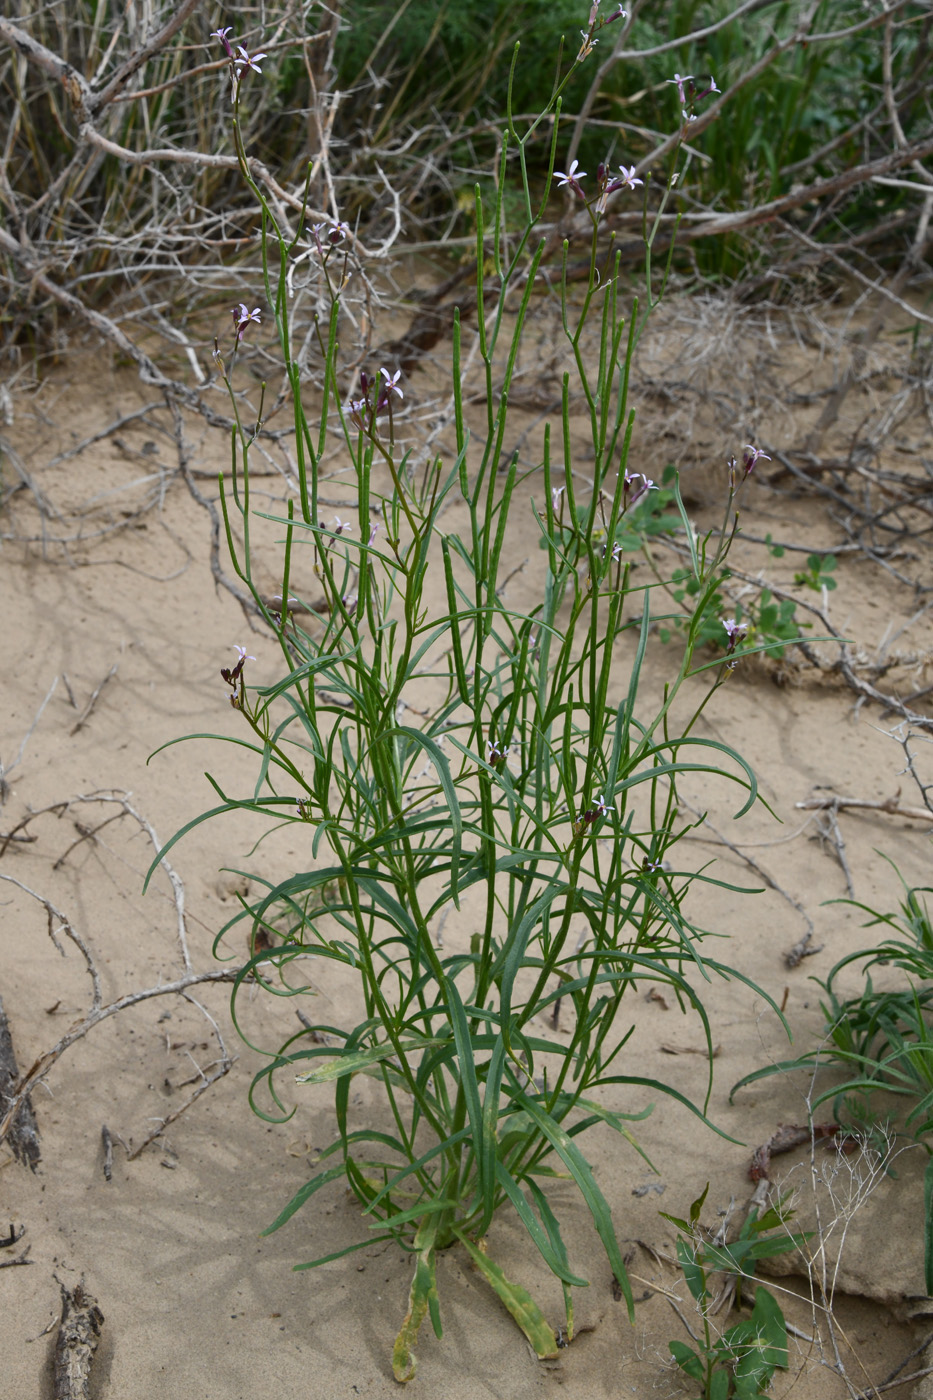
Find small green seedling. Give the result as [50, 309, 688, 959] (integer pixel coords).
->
[662, 1184, 808, 1399]
[794, 553, 837, 592]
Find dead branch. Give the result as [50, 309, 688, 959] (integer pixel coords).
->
[52, 1280, 104, 1400]
[785, 931, 823, 970]
[796, 792, 933, 823]
[87, 0, 203, 115]
[69, 664, 118, 737]
[0, 963, 244, 1152]
[0, 992, 40, 1171]
[71, 792, 194, 972]
[0, 676, 58, 801]
[101, 1125, 112, 1183]
[0, 830, 245, 1157]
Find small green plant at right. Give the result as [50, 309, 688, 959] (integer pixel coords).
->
[732, 860, 933, 1293]
[662, 1183, 807, 1399]
[794, 553, 838, 593]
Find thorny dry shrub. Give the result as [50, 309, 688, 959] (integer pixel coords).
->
[3, 0, 933, 370]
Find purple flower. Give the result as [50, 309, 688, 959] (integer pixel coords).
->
[593, 794, 612, 818]
[722, 618, 748, 654]
[487, 739, 510, 765]
[220, 644, 255, 707]
[667, 72, 693, 106]
[233, 303, 261, 343]
[332, 516, 352, 536]
[234, 44, 267, 75]
[623, 471, 657, 507]
[380, 367, 404, 400]
[742, 444, 771, 477]
[614, 163, 643, 190]
[210, 26, 234, 59]
[328, 221, 350, 244]
[554, 159, 587, 196]
[551, 485, 565, 512]
[367, 522, 380, 547]
[348, 398, 368, 429]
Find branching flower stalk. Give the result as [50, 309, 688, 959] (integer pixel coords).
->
[149, 14, 786, 1380]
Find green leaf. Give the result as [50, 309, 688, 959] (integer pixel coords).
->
[510, 1091, 635, 1318]
[393, 1215, 441, 1383]
[689, 1181, 710, 1225]
[675, 1237, 708, 1305]
[454, 1232, 559, 1358]
[709, 1365, 730, 1400]
[495, 1164, 588, 1287]
[294, 1036, 445, 1084]
[444, 977, 489, 1211]
[383, 725, 462, 907]
[261, 1163, 346, 1235]
[668, 1339, 704, 1382]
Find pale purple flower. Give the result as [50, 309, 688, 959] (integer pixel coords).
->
[328, 221, 350, 245]
[554, 159, 587, 195]
[332, 516, 352, 536]
[593, 794, 611, 818]
[623, 471, 657, 507]
[210, 26, 234, 58]
[487, 739, 510, 764]
[380, 367, 403, 400]
[221, 644, 254, 707]
[551, 485, 565, 512]
[722, 618, 748, 653]
[233, 303, 261, 343]
[367, 522, 379, 547]
[234, 44, 267, 74]
[348, 398, 367, 429]
[667, 73, 693, 106]
[614, 164, 643, 190]
[742, 444, 771, 477]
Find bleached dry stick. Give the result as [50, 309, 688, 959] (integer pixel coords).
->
[796, 792, 933, 823]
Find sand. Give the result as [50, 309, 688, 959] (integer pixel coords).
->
[2, 297, 932, 1398]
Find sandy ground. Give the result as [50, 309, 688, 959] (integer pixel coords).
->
[2, 296, 933, 1398]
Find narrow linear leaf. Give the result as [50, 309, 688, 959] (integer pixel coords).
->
[393, 1215, 441, 1383]
[295, 1037, 445, 1084]
[454, 1232, 559, 1359]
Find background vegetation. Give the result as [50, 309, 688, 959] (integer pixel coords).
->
[1, 0, 931, 360]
